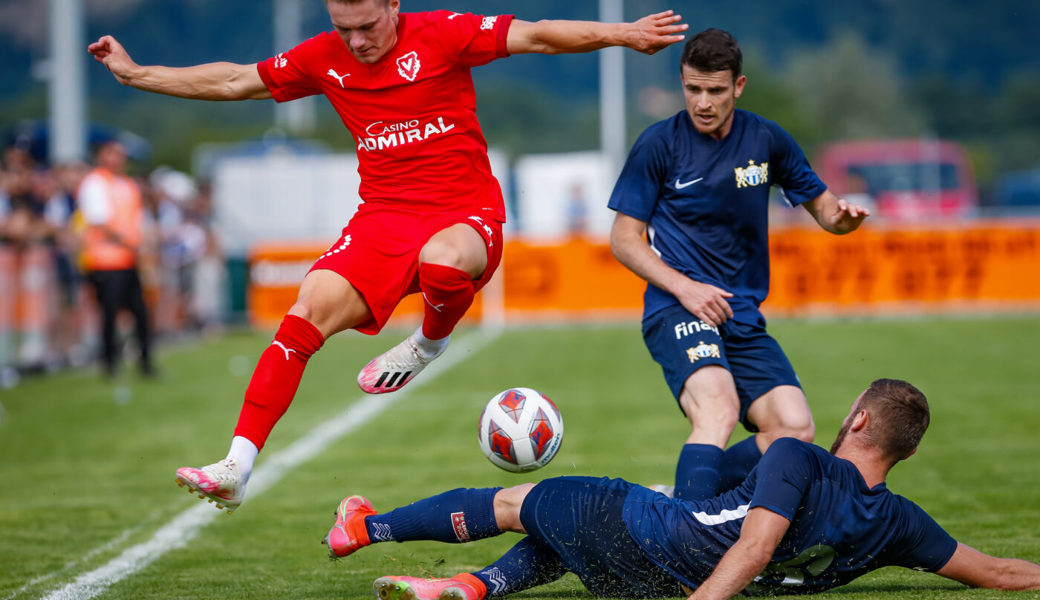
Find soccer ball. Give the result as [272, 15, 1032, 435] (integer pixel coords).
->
[478, 387, 564, 473]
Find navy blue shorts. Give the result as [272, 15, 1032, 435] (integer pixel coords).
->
[519, 476, 682, 599]
[642, 304, 801, 431]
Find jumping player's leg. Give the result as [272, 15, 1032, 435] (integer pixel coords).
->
[418, 222, 488, 338]
[175, 269, 372, 512]
[359, 218, 500, 394]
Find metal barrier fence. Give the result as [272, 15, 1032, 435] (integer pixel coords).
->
[0, 244, 67, 386]
[0, 241, 224, 387]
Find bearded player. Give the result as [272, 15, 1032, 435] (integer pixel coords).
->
[88, 0, 688, 512]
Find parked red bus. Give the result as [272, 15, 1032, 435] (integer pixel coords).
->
[815, 139, 978, 221]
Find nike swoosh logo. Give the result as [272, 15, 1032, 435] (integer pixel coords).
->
[675, 177, 704, 189]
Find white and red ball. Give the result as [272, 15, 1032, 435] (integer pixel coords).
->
[478, 387, 563, 473]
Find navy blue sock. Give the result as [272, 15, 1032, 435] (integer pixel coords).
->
[719, 436, 762, 492]
[471, 536, 567, 597]
[364, 487, 501, 543]
[674, 443, 724, 501]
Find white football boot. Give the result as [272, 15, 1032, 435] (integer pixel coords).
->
[175, 458, 244, 513]
[357, 334, 447, 394]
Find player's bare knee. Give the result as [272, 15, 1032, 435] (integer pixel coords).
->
[287, 301, 316, 323]
[420, 225, 488, 277]
[493, 483, 534, 533]
[708, 405, 740, 432]
[759, 420, 815, 445]
[685, 397, 739, 431]
[777, 412, 815, 442]
[686, 405, 739, 447]
[419, 240, 467, 271]
[288, 299, 357, 337]
[791, 421, 816, 442]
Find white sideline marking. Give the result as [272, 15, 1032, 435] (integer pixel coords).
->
[2, 525, 144, 600]
[39, 330, 497, 600]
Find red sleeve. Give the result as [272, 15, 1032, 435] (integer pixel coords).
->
[435, 11, 514, 67]
[256, 34, 326, 103]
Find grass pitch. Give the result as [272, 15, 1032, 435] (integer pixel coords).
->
[1, 315, 1039, 600]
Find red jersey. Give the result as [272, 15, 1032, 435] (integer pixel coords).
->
[257, 11, 513, 221]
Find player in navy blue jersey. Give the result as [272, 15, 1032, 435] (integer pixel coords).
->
[607, 28, 871, 500]
[321, 379, 1040, 600]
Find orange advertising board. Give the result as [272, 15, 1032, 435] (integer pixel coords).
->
[497, 238, 645, 320]
[766, 221, 1040, 315]
[247, 221, 1040, 328]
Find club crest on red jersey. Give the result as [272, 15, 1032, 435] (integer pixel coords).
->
[396, 51, 421, 82]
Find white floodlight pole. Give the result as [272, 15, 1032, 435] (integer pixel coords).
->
[598, 0, 626, 177]
[49, 0, 87, 163]
[274, 0, 315, 134]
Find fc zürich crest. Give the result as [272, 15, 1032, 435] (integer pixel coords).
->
[686, 341, 721, 363]
[734, 159, 769, 188]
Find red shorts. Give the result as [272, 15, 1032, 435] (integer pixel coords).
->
[309, 205, 503, 334]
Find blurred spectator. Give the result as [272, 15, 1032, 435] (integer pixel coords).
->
[183, 180, 225, 334]
[150, 166, 197, 336]
[77, 139, 155, 378]
[0, 146, 61, 377]
[46, 161, 93, 367]
[565, 181, 590, 237]
[0, 135, 218, 385]
[0, 152, 23, 384]
[148, 168, 225, 335]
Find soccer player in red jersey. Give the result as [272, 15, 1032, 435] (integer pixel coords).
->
[88, 0, 688, 512]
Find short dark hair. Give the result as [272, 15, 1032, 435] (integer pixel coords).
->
[859, 378, 930, 462]
[680, 28, 742, 79]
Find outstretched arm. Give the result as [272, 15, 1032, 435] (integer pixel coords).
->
[610, 212, 734, 326]
[802, 189, 869, 234]
[88, 35, 271, 101]
[687, 507, 790, 600]
[936, 542, 1040, 591]
[506, 9, 687, 56]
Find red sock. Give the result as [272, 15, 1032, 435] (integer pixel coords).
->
[233, 315, 324, 450]
[418, 263, 475, 340]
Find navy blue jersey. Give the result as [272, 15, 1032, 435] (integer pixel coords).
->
[608, 109, 827, 325]
[623, 438, 957, 595]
